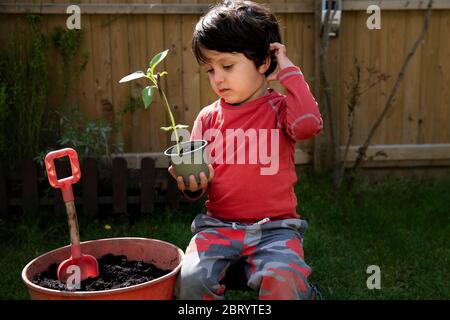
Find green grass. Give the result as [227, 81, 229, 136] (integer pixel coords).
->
[1, 170, 449, 300]
[297, 170, 450, 299]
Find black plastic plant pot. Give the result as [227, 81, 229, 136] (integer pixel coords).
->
[164, 140, 209, 185]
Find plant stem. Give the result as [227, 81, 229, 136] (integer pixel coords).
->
[155, 76, 181, 155]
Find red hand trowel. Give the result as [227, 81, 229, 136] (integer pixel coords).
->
[45, 148, 99, 283]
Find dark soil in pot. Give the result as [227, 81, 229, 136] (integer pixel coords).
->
[32, 254, 172, 291]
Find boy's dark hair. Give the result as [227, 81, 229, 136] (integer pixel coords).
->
[192, 0, 281, 77]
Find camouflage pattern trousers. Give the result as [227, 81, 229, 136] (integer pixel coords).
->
[175, 213, 315, 300]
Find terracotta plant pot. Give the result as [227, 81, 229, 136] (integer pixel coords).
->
[22, 237, 184, 300]
[164, 140, 209, 185]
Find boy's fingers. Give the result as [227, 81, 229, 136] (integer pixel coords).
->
[199, 172, 208, 189]
[188, 175, 199, 192]
[267, 72, 278, 82]
[168, 166, 177, 180]
[176, 176, 185, 192]
[269, 43, 286, 56]
[207, 164, 215, 181]
[269, 43, 283, 50]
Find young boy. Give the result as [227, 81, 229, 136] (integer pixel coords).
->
[169, 0, 323, 300]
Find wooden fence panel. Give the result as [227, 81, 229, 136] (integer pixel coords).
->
[402, 10, 423, 144]
[77, 0, 97, 120]
[334, 9, 450, 147]
[164, 0, 185, 148]
[181, 13, 202, 132]
[128, 0, 151, 152]
[109, 0, 131, 152]
[386, 11, 406, 145]
[82, 157, 98, 217]
[90, 0, 114, 123]
[146, 8, 167, 152]
[45, 0, 67, 117]
[437, 11, 450, 144]
[1, 1, 449, 164]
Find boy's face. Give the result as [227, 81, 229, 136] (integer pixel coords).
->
[200, 49, 269, 105]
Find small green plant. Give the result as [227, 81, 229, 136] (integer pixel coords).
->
[119, 49, 188, 154]
[35, 106, 123, 168]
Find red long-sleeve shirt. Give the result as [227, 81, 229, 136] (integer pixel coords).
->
[190, 66, 322, 223]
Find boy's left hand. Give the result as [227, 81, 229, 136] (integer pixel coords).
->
[267, 42, 295, 81]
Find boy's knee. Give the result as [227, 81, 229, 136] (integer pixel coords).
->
[177, 264, 225, 300]
[259, 268, 313, 300]
[178, 263, 203, 288]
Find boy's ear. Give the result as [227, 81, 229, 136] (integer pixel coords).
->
[258, 56, 271, 74]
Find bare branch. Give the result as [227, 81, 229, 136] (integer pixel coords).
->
[335, 60, 361, 189]
[350, 0, 434, 178]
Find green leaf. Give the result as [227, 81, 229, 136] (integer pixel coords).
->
[160, 126, 173, 132]
[149, 49, 169, 74]
[141, 86, 156, 108]
[119, 71, 146, 83]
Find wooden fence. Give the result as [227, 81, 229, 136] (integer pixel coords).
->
[1, 1, 450, 168]
[0, 157, 187, 216]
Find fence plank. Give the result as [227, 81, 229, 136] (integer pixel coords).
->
[82, 157, 98, 217]
[0, 2, 318, 14]
[112, 157, 127, 214]
[433, 11, 447, 143]
[419, 10, 441, 143]
[353, 11, 370, 145]
[343, 0, 450, 11]
[146, 6, 167, 152]
[45, 2, 66, 121]
[164, 4, 184, 145]
[181, 13, 202, 131]
[198, 0, 218, 109]
[0, 164, 8, 215]
[109, 0, 131, 153]
[140, 157, 156, 214]
[21, 159, 39, 215]
[437, 11, 450, 143]
[90, 0, 114, 123]
[386, 11, 407, 145]
[337, 10, 355, 145]
[127, 0, 151, 153]
[77, 0, 97, 121]
[368, 8, 382, 146]
[402, 10, 423, 144]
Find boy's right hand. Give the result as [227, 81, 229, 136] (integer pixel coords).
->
[168, 164, 214, 193]
[267, 42, 295, 81]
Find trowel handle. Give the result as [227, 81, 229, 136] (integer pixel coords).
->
[66, 201, 81, 259]
[44, 148, 81, 203]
